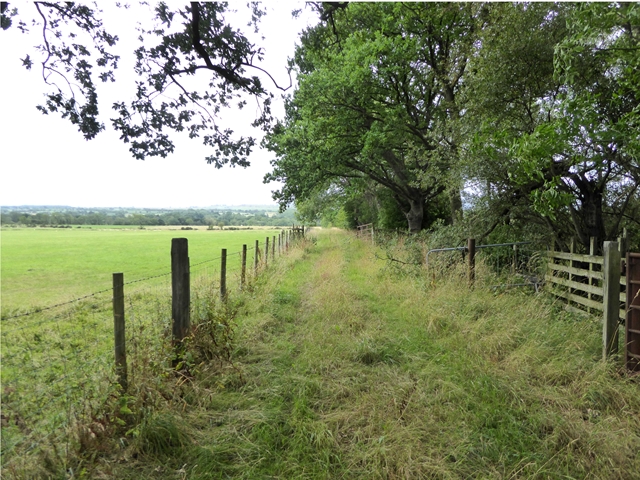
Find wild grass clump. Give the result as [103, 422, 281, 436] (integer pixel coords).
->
[133, 413, 191, 456]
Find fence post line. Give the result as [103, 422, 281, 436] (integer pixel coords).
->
[220, 248, 227, 301]
[602, 241, 621, 360]
[112, 272, 127, 392]
[254, 239, 259, 276]
[171, 238, 190, 347]
[468, 238, 476, 287]
[241, 244, 247, 289]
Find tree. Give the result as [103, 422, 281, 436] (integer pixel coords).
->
[265, 3, 480, 232]
[459, 3, 570, 242]
[540, 2, 639, 246]
[2, 2, 288, 166]
[461, 2, 639, 248]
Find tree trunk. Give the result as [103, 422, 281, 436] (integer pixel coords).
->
[570, 183, 606, 250]
[405, 197, 424, 233]
[584, 190, 605, 242]
[449, 187, 463, 224]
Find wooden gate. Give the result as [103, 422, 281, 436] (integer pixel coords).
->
[626, 252, 640, 372]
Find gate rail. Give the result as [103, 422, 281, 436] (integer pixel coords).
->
[356, 223, 374, 243]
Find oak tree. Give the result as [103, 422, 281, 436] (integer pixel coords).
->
[2, 2, 287, 167]
[265, 2, 480, 232]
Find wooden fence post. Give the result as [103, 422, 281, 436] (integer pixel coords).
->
[618, 228, 628, 258]
[265, 237, 269, 267]
[618, 227, 628, 282]
[272, 235, 276, 261]
[626, 251, 640, 372]
[241, 244, 247, 289]
[569, 237, 576, 297]
[112, 272, 127, 391]
[171, 238, 190, 346]
[254, 240, 259, 276]
[602, 241, 621, 360]
[220, 248, 227, 301]
[468, 238, 476, 287]
[588, 237, 596, 314]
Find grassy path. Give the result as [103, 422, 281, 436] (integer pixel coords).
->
[89, 230, 639, 478]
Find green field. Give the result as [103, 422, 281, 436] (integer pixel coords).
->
[2, 230, 639, 479]
[1, 227, 284, 312]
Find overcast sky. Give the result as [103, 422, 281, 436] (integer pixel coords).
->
[0, 2, 315, 209]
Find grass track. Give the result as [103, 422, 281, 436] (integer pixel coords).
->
[88, 228, 640, 479]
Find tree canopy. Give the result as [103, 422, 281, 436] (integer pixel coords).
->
[265, 2, 480, 232]
[465, 2, 639, 248]
[266, 2, 639, 244]
[2, 1, 286, 167]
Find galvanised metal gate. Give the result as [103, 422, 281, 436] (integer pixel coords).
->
[426, 240, 540, 289]
[626, 252, 640, 372]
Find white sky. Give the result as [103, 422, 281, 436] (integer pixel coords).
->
[0, 2, 316, 209]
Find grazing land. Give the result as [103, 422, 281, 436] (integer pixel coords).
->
[1, 227, 283, 312]
[2, 229, 638, 479]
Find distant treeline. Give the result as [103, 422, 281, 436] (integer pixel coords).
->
[1, 206, 296, 227]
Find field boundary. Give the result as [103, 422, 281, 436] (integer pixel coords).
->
[0, 226, 306, 474]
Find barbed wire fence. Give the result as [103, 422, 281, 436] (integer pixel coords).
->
[0, 227, 307, 476]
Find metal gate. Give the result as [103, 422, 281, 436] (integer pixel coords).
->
[626, 252, 640, 372]
[425, 241, 539, 289]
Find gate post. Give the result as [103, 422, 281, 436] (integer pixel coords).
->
[626, 252, 640, 371]
[602, 241, 621, 360]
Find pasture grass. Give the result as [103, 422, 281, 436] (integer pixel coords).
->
[1, 232, 302, 478]
[1, 226, 284, 312]
[3, 229, 638, 479]
[66, 228, 638, 479]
